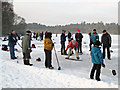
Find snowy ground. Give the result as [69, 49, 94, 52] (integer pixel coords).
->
[0, 34, 119, 88]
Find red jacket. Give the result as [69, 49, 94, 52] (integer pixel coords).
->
[66, 40, 78, 51]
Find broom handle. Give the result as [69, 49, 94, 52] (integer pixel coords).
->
[105, 67, 112, 71]
[54, 46, 60, 67]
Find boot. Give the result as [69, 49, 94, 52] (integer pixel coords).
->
[77, 57, 79, 60]
[64, 50, 67, 55]
[65, 57, 69, 59]
[49, 66, 54, 69]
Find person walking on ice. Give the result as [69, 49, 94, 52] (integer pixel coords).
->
[90, 41, 105, 81]
[65, 39, 79, 60]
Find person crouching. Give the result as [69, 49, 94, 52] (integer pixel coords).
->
[90, 41, 105, 81]
[44, 32, 54, 69]
[65, 40, 79, 60]
[22, 31, 33, 66]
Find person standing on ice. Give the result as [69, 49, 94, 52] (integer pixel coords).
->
[68, 31, 72, 43]
[90, 41, 105, 81]
[101, 30, 112, 60]
[75, 30, 83, 54]
[65, 40, 79, 60]
[89, 29, 99, 51]
[60, 30, 67, 55]
[22, 31, 33, 66]
[44, 32, 54, 69]
[8, 30, 17, 59]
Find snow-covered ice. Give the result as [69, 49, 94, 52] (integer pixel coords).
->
[0, 34, 118, 88]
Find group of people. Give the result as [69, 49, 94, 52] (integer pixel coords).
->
[33, 32, 43, 41]
[8, 28, 112, 81]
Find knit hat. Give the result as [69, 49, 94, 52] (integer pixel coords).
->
[72, 40, 76, 45]
[45, 32, 52, 38]
[93, 29, 96, 31]
[26, 30, 31, 33]
[94, 41, 101, 46]
[62, 30, 66, 32]
[77, 30, 80, 32]
[103, 30, 106, 33]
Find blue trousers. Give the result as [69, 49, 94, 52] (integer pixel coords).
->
[9, 45, 15, 58]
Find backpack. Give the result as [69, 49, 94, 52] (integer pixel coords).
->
[2, 44, 8, 51]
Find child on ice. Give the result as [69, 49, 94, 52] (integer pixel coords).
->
[90, 41, 105, 81]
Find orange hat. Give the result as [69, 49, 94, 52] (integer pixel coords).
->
[77, 30, 80, 32]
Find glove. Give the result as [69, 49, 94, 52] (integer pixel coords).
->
[28, 48, 32, 52]
[52, 43, 54, 47]
[101, 63, 105, 68]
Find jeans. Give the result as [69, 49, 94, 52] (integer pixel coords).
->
[9, 45, 15, 58]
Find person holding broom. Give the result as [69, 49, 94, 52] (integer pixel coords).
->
[44, 32, 54, 69]
[90, 41, 105, 81]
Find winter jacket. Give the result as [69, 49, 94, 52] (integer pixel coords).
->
[101, 33, 111, 47]
[66, 40, 78, 51]
[68, 32, 71, 39]
[75, 33, 83, 42]
[90, 46, 103, 64]
[90, 32, 99, 43]
[44, 38, 54, 51]
[8, 33, 17, 46]
[61, 33, 67, 42]
[22, 34, 31, 53]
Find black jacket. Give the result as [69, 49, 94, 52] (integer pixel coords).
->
[101, 33, 111, 47]
[8, 33, 17, 46]
[61, 33, 66, 42]
[68, 32, 71, 39]
[75, 33, 83, 42]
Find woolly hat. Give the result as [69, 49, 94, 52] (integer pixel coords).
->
[72, 40, 76, 45]
[26, 30, 31, 33]
[93, 29, 96, 31]
[45, 32, 52, 38]
[103, 30, 106, 33]
[77, 30, 80, 32]
[62, 30, 66, 32]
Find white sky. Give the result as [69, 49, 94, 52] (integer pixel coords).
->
[13, 0, 119, 26]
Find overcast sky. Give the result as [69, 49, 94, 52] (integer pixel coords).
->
[13, 0, 119, 26]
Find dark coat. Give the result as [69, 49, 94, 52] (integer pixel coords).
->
[101, 33, 111, 47]
[75, 33, 83, 42]
[8, 33, 17, 46]
[68, 32, 71, 39]
[61, 33, 67, 42]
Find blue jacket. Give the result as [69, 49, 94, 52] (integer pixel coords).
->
[90, 46, 103, 64]
[90, 32, 99, 43]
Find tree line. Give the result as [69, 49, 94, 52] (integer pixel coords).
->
[26, 22, 118, 35]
